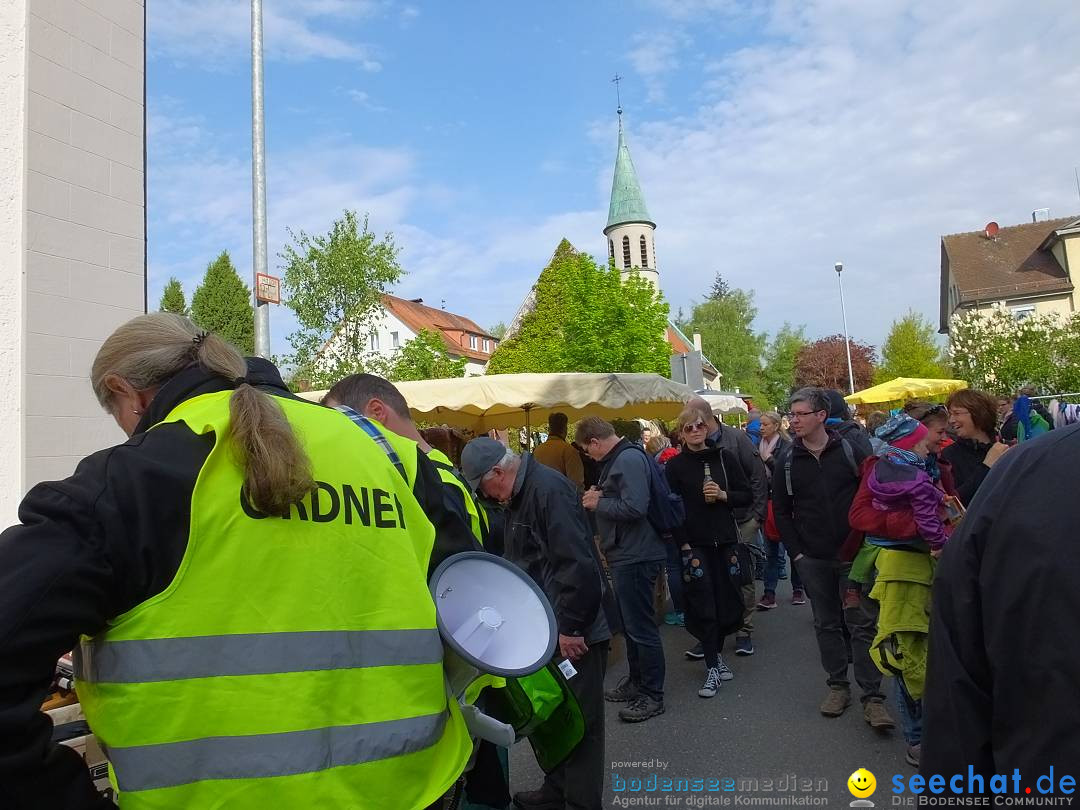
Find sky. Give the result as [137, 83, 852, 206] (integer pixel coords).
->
[147, 0, 1080, 359]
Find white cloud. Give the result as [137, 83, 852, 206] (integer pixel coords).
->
[628, 30, 691, 102]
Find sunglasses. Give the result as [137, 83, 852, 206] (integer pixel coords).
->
[681, 420, 708, 434]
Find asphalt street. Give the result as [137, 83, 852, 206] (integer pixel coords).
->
[509, 576, 914, 809]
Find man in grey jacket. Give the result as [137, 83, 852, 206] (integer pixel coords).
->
[576, 416, 667, 723]
[687, 397, 768, 656]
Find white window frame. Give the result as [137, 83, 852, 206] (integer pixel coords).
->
[369, 333, 380, 351]
[1010, 304, 1036, 321]
[469, 335, 479, 350]
[482, 338, 490, 352]
[391, 331, 400, 348]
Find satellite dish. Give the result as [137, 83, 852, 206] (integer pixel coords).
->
[431, 552, 556, 680]
[985, 221, 1000, 238]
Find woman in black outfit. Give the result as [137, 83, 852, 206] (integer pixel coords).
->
[664, 408, 752, 698]
[942, 389, 1010, 506]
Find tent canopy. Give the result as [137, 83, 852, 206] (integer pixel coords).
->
[694, 389, 749, 415]
[300, 372, 694, 433]
[845, 377, 968, 406]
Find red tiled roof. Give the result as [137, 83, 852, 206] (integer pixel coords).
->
[942, 217, 1077, 304]
[382, 294, 495, 362]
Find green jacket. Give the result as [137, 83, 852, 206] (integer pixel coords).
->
[868, 548, 935, 699]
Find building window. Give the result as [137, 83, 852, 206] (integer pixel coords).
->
[391, 331, 400, 348]
[369, 333, 380, 351]
[608, 239, 614, 262]
[482, 338, 491, 352]
[469, 335, 479, 350]
[640, 235, 649, 268]
[1011, 305, 1036, 321]
[622, 236, 631, 268]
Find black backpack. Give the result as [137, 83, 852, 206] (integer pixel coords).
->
[601, 443, 686, 534]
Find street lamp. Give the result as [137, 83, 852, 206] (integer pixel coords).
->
[835, 261, 855, 395]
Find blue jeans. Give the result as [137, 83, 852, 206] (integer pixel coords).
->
[764, 541, 802, 595]
[611, 560, 667, 701]
[664, 541, 685, 613]
[895, 675, 922, 746]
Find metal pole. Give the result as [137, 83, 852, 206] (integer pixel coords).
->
[251, 0, 270, 359]
[835, 262, 855, 395]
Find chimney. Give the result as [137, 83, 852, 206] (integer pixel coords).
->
[693, 332, 703, 352]
[409, 297, 423, 304]
[1032, 208, 1051, 222]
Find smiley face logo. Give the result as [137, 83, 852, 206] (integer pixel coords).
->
[848, 768, 876, 798]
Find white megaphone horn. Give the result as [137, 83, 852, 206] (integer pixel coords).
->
[430, 552, 558, 746]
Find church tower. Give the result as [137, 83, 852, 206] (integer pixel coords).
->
[603, 106, 658, 291]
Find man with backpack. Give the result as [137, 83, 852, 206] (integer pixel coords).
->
[771, 387, 895, 730]
[577, 416, 668, 723]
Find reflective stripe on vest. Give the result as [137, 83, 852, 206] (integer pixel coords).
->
[428, 448, 488, 546]
[103, 712, 449, 793]
[75, 628, 442, 683]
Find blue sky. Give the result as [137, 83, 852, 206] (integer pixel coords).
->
[148, 0, 1080, 359]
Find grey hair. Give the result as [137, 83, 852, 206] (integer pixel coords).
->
[789, 387, 830, 415]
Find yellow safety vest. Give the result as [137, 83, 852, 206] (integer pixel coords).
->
[427, 447, 489, 547]
[74, 392, 471, 809]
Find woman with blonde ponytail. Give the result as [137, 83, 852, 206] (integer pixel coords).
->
[0, 313, 474, 808]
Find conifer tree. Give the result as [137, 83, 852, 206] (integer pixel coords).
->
[159, 277, 188, 316]
[190, 251, 255, 354]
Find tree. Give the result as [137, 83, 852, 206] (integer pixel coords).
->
[874, 311, 947, 383]
[280, 210, 403, 387]
[488, 322, 508, 340]
[709, 272, 731, 300]
[385, 329, 467, 381]
[948, 309, 1080, 395]
[486, 239, 670, 375]
[794, 334, 876, 393]
[679, 288, 766, 399]
[159, 277, 188, 315]
[190, 251, 254, 354]
[760, 323, 807, 409]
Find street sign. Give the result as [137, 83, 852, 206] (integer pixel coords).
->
[255, 273, 280, 304]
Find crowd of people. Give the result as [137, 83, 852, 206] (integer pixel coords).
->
[1, 311, 1077, 810]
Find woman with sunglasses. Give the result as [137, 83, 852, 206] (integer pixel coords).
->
[663, 408, 753, 698]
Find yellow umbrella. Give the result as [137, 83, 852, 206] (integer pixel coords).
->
[845, 377, 968, 406]
[299, 372, 695, 433]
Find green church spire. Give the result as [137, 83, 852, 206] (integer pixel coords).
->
[605, 117, 654, 233]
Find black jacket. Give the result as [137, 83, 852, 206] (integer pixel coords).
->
[664, 446, 751, 547]
[922, 424, 1080, 780]
[940, 436, 994, 506]
[0, 363, 477, 810]
[706, 424, 768, 523]
[505, 454, 609, 643]
[771, 431, 868, 560]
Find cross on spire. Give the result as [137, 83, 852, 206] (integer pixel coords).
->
[611, 73, 623, 121]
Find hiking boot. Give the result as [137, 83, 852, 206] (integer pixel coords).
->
[864, 699, 896, 730]
[698, 666, 722, 698]
[905, 744, 921, 768]
[716, 655, 734, 681]
[618, 695, 665, 723]
[734, 635, 755, 656]
[756, 593, 778, 610]
[513, 786, 563, 810]
[791, 589, 807, 605]
[604, 675, 639, 703]
[684, 642, 704, 660]
[820, 687, 851, 717]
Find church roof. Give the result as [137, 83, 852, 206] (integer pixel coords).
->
[605, 124, 654, 233]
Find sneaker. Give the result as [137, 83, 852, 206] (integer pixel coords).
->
[698, 666, 722, 698]
[734, 635, 755, 656]
[663, 611, 681, 625]
[618, 695, 665, 722]
[905, 744, 921, 768]
[756, 593, 778, 610]
[513, 787, 563, 810]
[820, 687, 851, 717]
[604, 675, 639, 703]
[864, 699, 896, 730]
[684, 642, 704, 660]
[778, 568, 789, 580]
[791, 589, 807, 605]
[716, 655, 734, 681]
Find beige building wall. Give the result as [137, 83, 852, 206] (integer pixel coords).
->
[970, 292, 1075, 319]
[0, 0, 145, 525]
[605, 222, 659, 290]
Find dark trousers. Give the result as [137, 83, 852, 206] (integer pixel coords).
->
[795, 556, 884, 702]
[545, 640, 609, 810]
[610, 560, 666, 701]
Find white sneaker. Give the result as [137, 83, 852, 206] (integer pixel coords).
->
[698, 666, 722, 698]
[716, 656, 734, 681]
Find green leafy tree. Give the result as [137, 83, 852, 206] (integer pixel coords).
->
[760, 323, 807, 409]
[794, 334, 876, 393]
[680, 288, 766, 398]
[487, 239, 669, 375]
[874, 311, 947, 383]
[488, 322, 508, 340]
[190, 252, 254, 354]
[948, 309, 1080, 394]
[280, 210, 403, 387]
[386, 329, 467, 381]
[159, 277, 188, 315]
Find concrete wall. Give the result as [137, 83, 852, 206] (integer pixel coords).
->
[0, 0, 145, 524]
